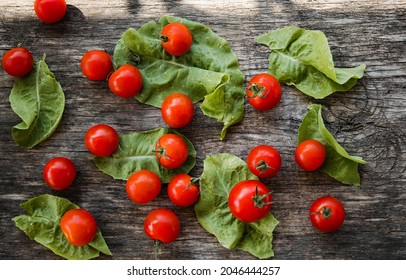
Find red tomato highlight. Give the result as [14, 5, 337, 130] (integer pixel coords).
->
[1, 47, 34, 77]
[84, 124, 119, 157]
[43, 157, 77, 190]
[60, 208, 98, 246]
[34, 0, 67, 24]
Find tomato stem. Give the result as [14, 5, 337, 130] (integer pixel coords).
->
[248, 83, 269, 99]
[310, 207, 332, 219]
[255, 160, 275, 173]
[154, 240, 162, 252]
[152, 147, 170, 160]
[252, 185, 272, 208]
[160, 35, 169, 42]
[185, 177, 200, 191]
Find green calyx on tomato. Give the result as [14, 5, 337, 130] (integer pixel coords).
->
[255, 160, 273, 173]
[247, 83, 268, 98]
[252, 185, 273, 209]
[317, 207, 332, 219]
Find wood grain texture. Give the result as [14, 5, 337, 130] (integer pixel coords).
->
[0, 0, 405, 260]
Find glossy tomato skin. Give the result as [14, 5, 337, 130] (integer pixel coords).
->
[295, 139, 327, 171]
[60, 208, 98, 246]
[247, 145, 282, 178]
[108, 64, 143, 98]
[161, 93, 194, 128]
[144, 208, 180, 243]
[81, 50, 113, 81]
[1, 48, 34, 77]
[34, 0, 67, 24]
[84, 124, 119, 157]
[167, 174, 199, 207]
[228, 180, 272, 223]
[309, 196, 345, 232]
[155, 134, 188, 169]
[246, 73, 282, 111]
[43, 157, 77, 190]
[161, 22, 192, 56]
[126, 170, 161, 204]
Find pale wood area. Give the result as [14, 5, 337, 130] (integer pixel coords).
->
[0, 0, 405, 259]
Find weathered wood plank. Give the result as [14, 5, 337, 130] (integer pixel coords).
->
[0, 0, 405, 260]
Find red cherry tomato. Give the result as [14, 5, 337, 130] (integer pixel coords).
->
[246, 73, 282, 111]
[161, 22, 193, 56]
[1, 47, 34, 77]
[126, 170, 161, 204]
[108, 64, 143, 98]
[155, 134, 188, 169]
[43, 157, 77, 190]
[144, 208, 180, 243]
[60, 208, 98, 246]
[81, 50, 113, 81]
[247, 145, 282, 178]
[295, 139, 327, 171]
[228, 180, 272, 223]
[34, 0, 67, 24]
[167, 174, 199, 207]
[309, 196, 345, 232]
[84, 124, 119, 157]
[161, 93, 194, 128]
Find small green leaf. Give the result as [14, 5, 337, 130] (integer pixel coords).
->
[113, 16, 245, 139]
[9, 54, 65, 148]
[195, 153, 279, 259]
[12, 194, 112, 260]
[256, 26, 366, 99]
[298, 104, 367, 185]
[93, 128, 196, 183]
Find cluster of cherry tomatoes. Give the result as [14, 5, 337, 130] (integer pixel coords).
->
[38, 5, 194, 246]
[42, 123, 195, 246]
[77, 22, 196, 245]
[243, 66, 345, 233]
[3, 0, 197, 247]
[2, 0, 345, 252]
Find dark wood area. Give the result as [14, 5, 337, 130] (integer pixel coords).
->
[0, 0, 405, 260]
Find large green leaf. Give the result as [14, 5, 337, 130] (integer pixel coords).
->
[9, 55, 65, 148]
[93, 128, 196, 183]
[195, 153, 279, 259]
[12, 194, 112, 260]
[256, 26, 366, 99]
[298, 104, 367, 185]
[113, 16, 245, 139]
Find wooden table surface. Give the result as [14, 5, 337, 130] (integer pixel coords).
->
[0, 0, 405, 260]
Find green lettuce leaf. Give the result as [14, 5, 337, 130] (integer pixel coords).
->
[93, 128, 196, 183]
[298, 104, 367, 185]
[113, 16, 245, 139]
[195, 153, 279, 259]
[256, 26, 366, 99]
[9, 54, 65, 148]
[12, 194, 112, 260]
